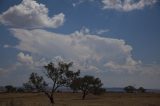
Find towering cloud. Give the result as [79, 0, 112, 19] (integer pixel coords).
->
[0, 0, 65, 28]
[11, 28, 139, 72]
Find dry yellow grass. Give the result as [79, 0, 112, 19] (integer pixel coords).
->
[0, 92, 160, 106]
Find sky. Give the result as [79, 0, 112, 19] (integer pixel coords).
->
[0, 0, 160, 89]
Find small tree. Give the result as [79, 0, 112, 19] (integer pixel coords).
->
[124, 86, 136, 93]
[24, 61, 79, 104]
[70, 78, 81, 93]
[71, 75, 105, 100]
[79, 76, 94, 99]
[91, 78, 106, 95]
[5, 85, 16, 93]
[138, 87, 146, 93]
[24, 73, 47, 92]
[23, 82, 34, 92]
[16, 88, 25, 93]
[69, 71, 81, 93]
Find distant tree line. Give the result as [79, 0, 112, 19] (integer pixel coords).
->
[124, 85, 146, 93]
[1, 85, 24, 93]
[1, 84, 146, 94]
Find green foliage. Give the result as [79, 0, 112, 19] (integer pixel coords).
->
[43, 62, 80, 91]
[70, 75, 105, 99]
[91, 78, 105, 95]
[124, 86, 146, 93]
[23, 83, 34, 92]
[24, 73, 48, 92]
[70, 78, 81, 93]
[124, 86, 136, 93]
[24, 61, 79, 104]
[5, 85, 16, 93]
[138, 87, 146, 93]
[92, 87, 106, 95]
[16, 88, 24, 93]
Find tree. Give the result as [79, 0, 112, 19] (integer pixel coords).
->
[23, 82, 34, 92]
[79, 76, 94, 100]
[71, 75, 105, 100]
[70, 78, 81, 93]
[91, 78, 106, 95]
[16, 88, 25, 93]
[124, 86, 136, 93]
[138, 87, 146, 93]
[24, 61, 79, 104]
[24, 73, 47, 92]
[5, 85, 16, 93]
[69, 70, 81, 93]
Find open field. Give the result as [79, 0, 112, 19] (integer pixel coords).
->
[0, 93, 160, 106]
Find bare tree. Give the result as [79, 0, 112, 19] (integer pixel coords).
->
[24, 61, 79, 104]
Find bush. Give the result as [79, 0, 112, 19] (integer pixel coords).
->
[124, 86, 136, 93]
[5, 85, 16, 93]
[70, 75, 105, 99]
[138, 87, 146, 93]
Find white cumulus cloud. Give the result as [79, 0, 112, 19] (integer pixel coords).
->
[10, 28, 139, 72]
[0, 0, 65, 28]
[3, 44, 11, 48]
[0, 68, 6, 75]
[17, 52, 33, 64]
[102, 0, 157, 11]
[96, 29, 109, 35]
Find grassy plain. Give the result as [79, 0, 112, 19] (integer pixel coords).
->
[0, 92, 160, 106]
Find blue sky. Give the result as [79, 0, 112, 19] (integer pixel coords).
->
[0, 0, 160, 89]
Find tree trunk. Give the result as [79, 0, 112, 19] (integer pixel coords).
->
[49, 96, 55, 104]
[44, 92, 55, 104]
[82, 91, 86, 100]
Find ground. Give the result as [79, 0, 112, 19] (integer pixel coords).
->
[0, 92, 160, 106]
